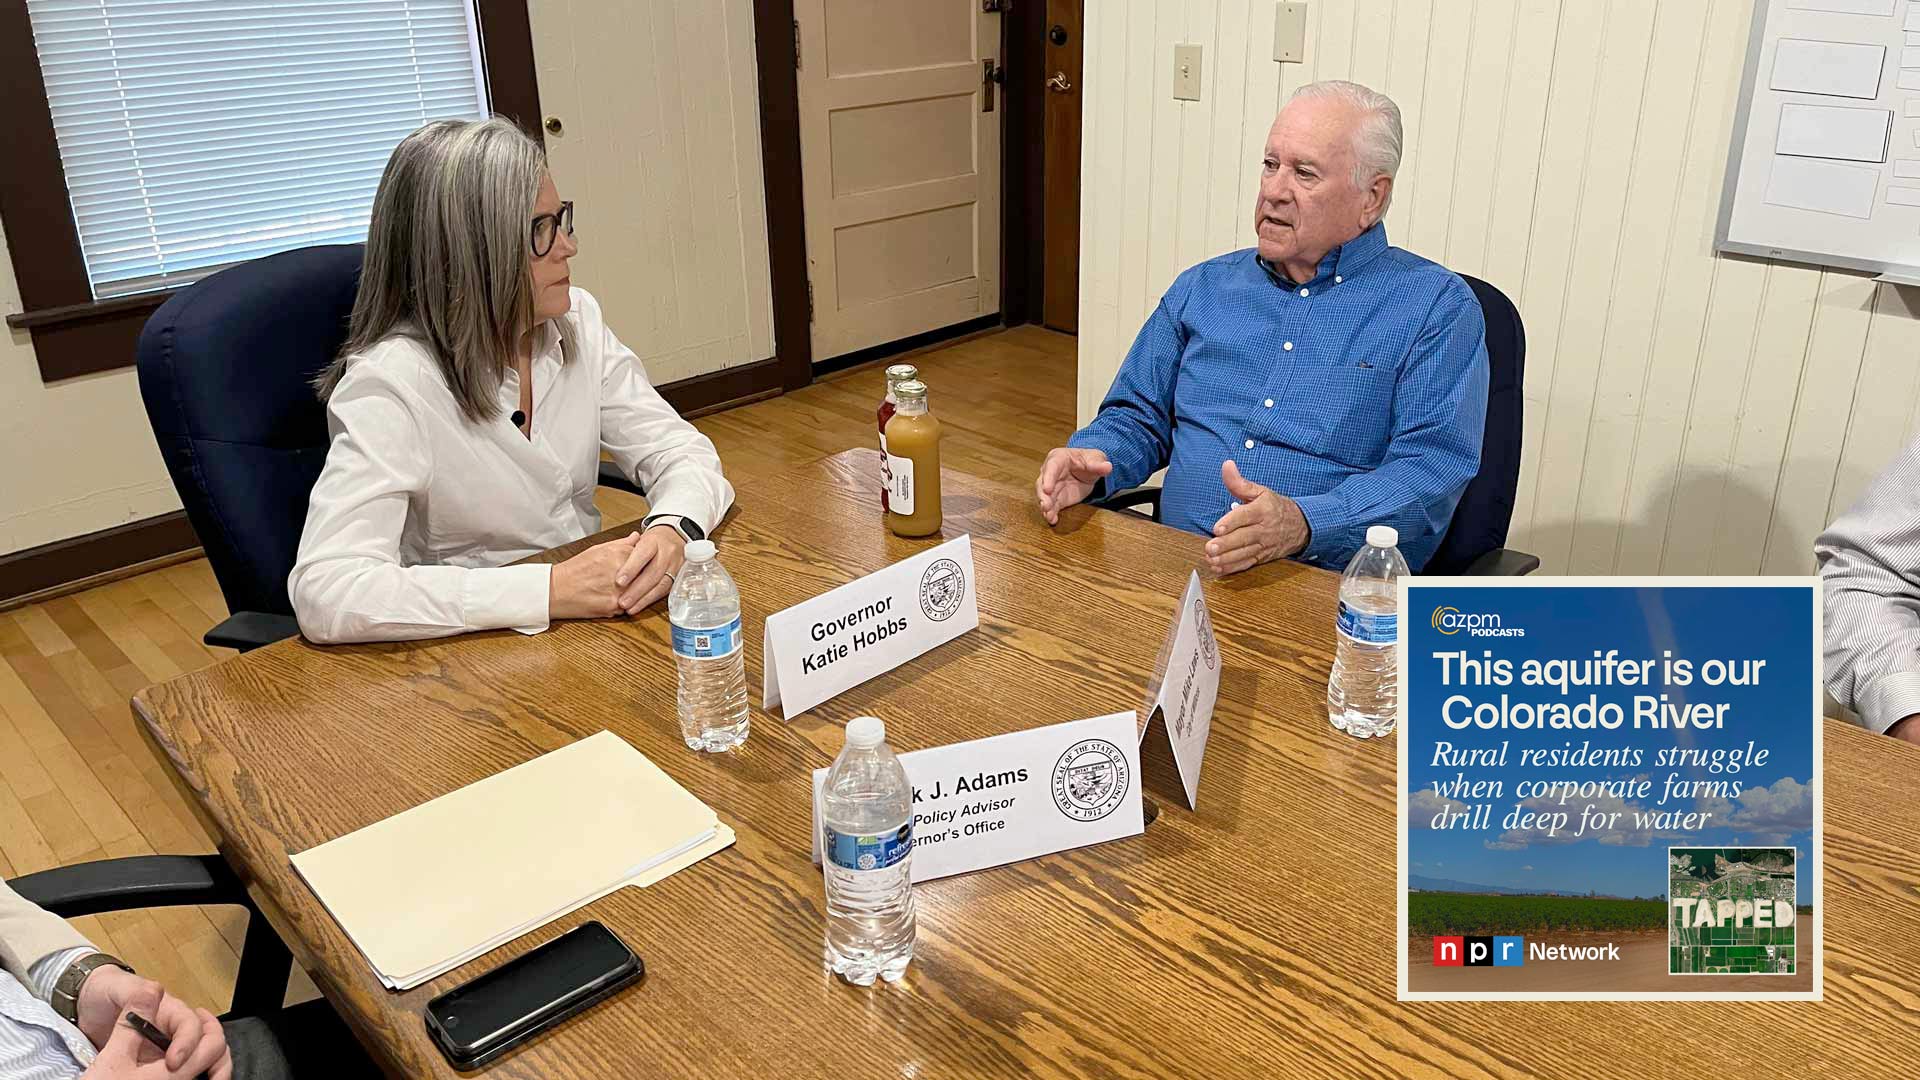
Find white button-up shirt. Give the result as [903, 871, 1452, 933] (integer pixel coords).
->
[290, 288, 734, 644]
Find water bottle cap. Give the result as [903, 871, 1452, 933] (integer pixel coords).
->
[684, 539, 717, 562]
[1366, 525, 1398, 549]
[845, 716, 885, 748]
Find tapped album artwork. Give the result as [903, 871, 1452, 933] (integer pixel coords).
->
[1397, 580, 1821, 1001]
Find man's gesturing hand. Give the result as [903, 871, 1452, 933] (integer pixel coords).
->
[1206, 460, 1308, 575]
[1035, 447, 1113, 526]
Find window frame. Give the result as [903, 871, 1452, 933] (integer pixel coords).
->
[0, 0, 544, 381]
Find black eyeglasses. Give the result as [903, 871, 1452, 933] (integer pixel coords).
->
[531, 201, 574, 257]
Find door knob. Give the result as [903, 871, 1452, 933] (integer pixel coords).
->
[1049, 23, 1069, 46]
[544, 116, 564, 136]
[1047, 71, 1072, 93]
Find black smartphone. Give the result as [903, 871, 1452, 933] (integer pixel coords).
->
[425, 921, 642, 1069]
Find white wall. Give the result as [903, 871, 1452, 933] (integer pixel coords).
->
[529, 0, 775, 386]
[0, 228, 181, 556]
[2, 1, 775, 558]
[1078, 0, 1920, 575]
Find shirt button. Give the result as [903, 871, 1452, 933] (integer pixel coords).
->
[1283, 341, 1294, 351]
[1299, 288, 1310, 298]
[1264, 398, 1274, 408]
[1244, 438, 1255, 449]
[1334, 275, 1343, 284]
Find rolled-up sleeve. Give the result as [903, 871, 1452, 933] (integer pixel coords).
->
[1293, 280, 1487, 568]
[289, 369, 551, 644]
[1066, 275, 1193, 494]
[1818, 438, 1920, 734]
[589, 297, 735, 535]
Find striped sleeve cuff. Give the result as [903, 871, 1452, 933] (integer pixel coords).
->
[462, 564, 552, 636]
[27, 946, 96, 1004]
[1854, 669, 1920, 735]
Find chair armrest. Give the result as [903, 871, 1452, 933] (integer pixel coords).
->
[7, 855, 247, 918]
[1089, 485, 1163, 522]
[1462, 547, 1541, 576]
[596, 459, 645, 498]
[204, 612, 301, 652]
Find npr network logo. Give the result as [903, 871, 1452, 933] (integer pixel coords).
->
[1432, 935, 1525, 967]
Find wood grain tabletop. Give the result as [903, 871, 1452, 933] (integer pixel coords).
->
[132, 449, 1920, 1078]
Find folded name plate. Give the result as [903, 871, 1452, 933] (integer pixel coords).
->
[811, 711, 1144, 883]
[1139, 570, 1221, 808]
[763, 535, 979, 718]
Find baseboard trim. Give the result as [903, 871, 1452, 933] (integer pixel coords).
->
[0, 511, 204, 610]
[655, 355, 789, 418]
[811, 315, 1004, 379]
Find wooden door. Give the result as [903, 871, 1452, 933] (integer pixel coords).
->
[794, 0, 1003, 362]
[1042, 0, 1082, 333]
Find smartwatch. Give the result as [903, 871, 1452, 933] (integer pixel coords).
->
[51, 952, 133, 1024]
[640, 514, 704, 543]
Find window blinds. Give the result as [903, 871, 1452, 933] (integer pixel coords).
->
[25, 0, 490, 299]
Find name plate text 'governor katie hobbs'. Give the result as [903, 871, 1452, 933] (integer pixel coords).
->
[762, 535, 979, 718]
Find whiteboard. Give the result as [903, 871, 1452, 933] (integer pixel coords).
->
[1718, 0, 1920, 279]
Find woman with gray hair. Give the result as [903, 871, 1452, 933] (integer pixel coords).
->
[290, 117, 733, 644]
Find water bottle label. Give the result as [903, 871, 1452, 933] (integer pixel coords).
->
[671, 616, 742, 659]
[823, 823, 912, 871]
[1336, 601, 1397, 645]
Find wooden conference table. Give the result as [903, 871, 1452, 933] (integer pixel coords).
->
[134, 449, 1920, 1078]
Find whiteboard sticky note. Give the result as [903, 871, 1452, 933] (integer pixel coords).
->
[1897, 160, 1920, 178]
[1764, 156, 1879, 219]
[1771, 39, 1887, 99]
[1786, 0, 1894, 12]
[1888, 187, 1920, 206]
[1903, 69, 1920, 90]
[1775, 104, 1891, 162]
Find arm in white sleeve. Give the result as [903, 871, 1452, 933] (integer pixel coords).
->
[593, 309, 735, 535]
[1817, 436, 1920, 734]
[289, 368, 551, 644]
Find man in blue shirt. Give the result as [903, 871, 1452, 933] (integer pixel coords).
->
[1037, 80, 1488, 573]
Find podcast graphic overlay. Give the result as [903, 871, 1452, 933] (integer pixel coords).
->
[1398, 580, 1820, 1001]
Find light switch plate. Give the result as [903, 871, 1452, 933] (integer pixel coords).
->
[1173, 43, 1202, 100]
[1274, 1, 1307, 64]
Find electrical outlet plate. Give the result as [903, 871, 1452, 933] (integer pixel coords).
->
[1274, 1, 1306, 64]
[1174, 43, 1202, 100]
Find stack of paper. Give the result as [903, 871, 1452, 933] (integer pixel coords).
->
[292, 731, 732, 989]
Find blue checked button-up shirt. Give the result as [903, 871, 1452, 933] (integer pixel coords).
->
[1068, 223, 1488, 571]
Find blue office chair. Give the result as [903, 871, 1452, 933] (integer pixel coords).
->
[137, 244, 645, 652]
[1091, 272, 1538, 575]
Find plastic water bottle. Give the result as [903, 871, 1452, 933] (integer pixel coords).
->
[1328, 525, 1408, 739]
[821, 716, 916, 985]
[668, 540, 749, 752]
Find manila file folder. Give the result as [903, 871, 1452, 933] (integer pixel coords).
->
[292, 730, 722, 988]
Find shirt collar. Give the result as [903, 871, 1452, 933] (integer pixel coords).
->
[1256, 221, 1391, 289]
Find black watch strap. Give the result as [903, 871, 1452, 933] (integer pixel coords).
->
[642, 514, 704, 543]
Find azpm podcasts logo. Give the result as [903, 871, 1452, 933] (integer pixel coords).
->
[1432, 935, 1526, 967]
[1430, 606, 1526, 638]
